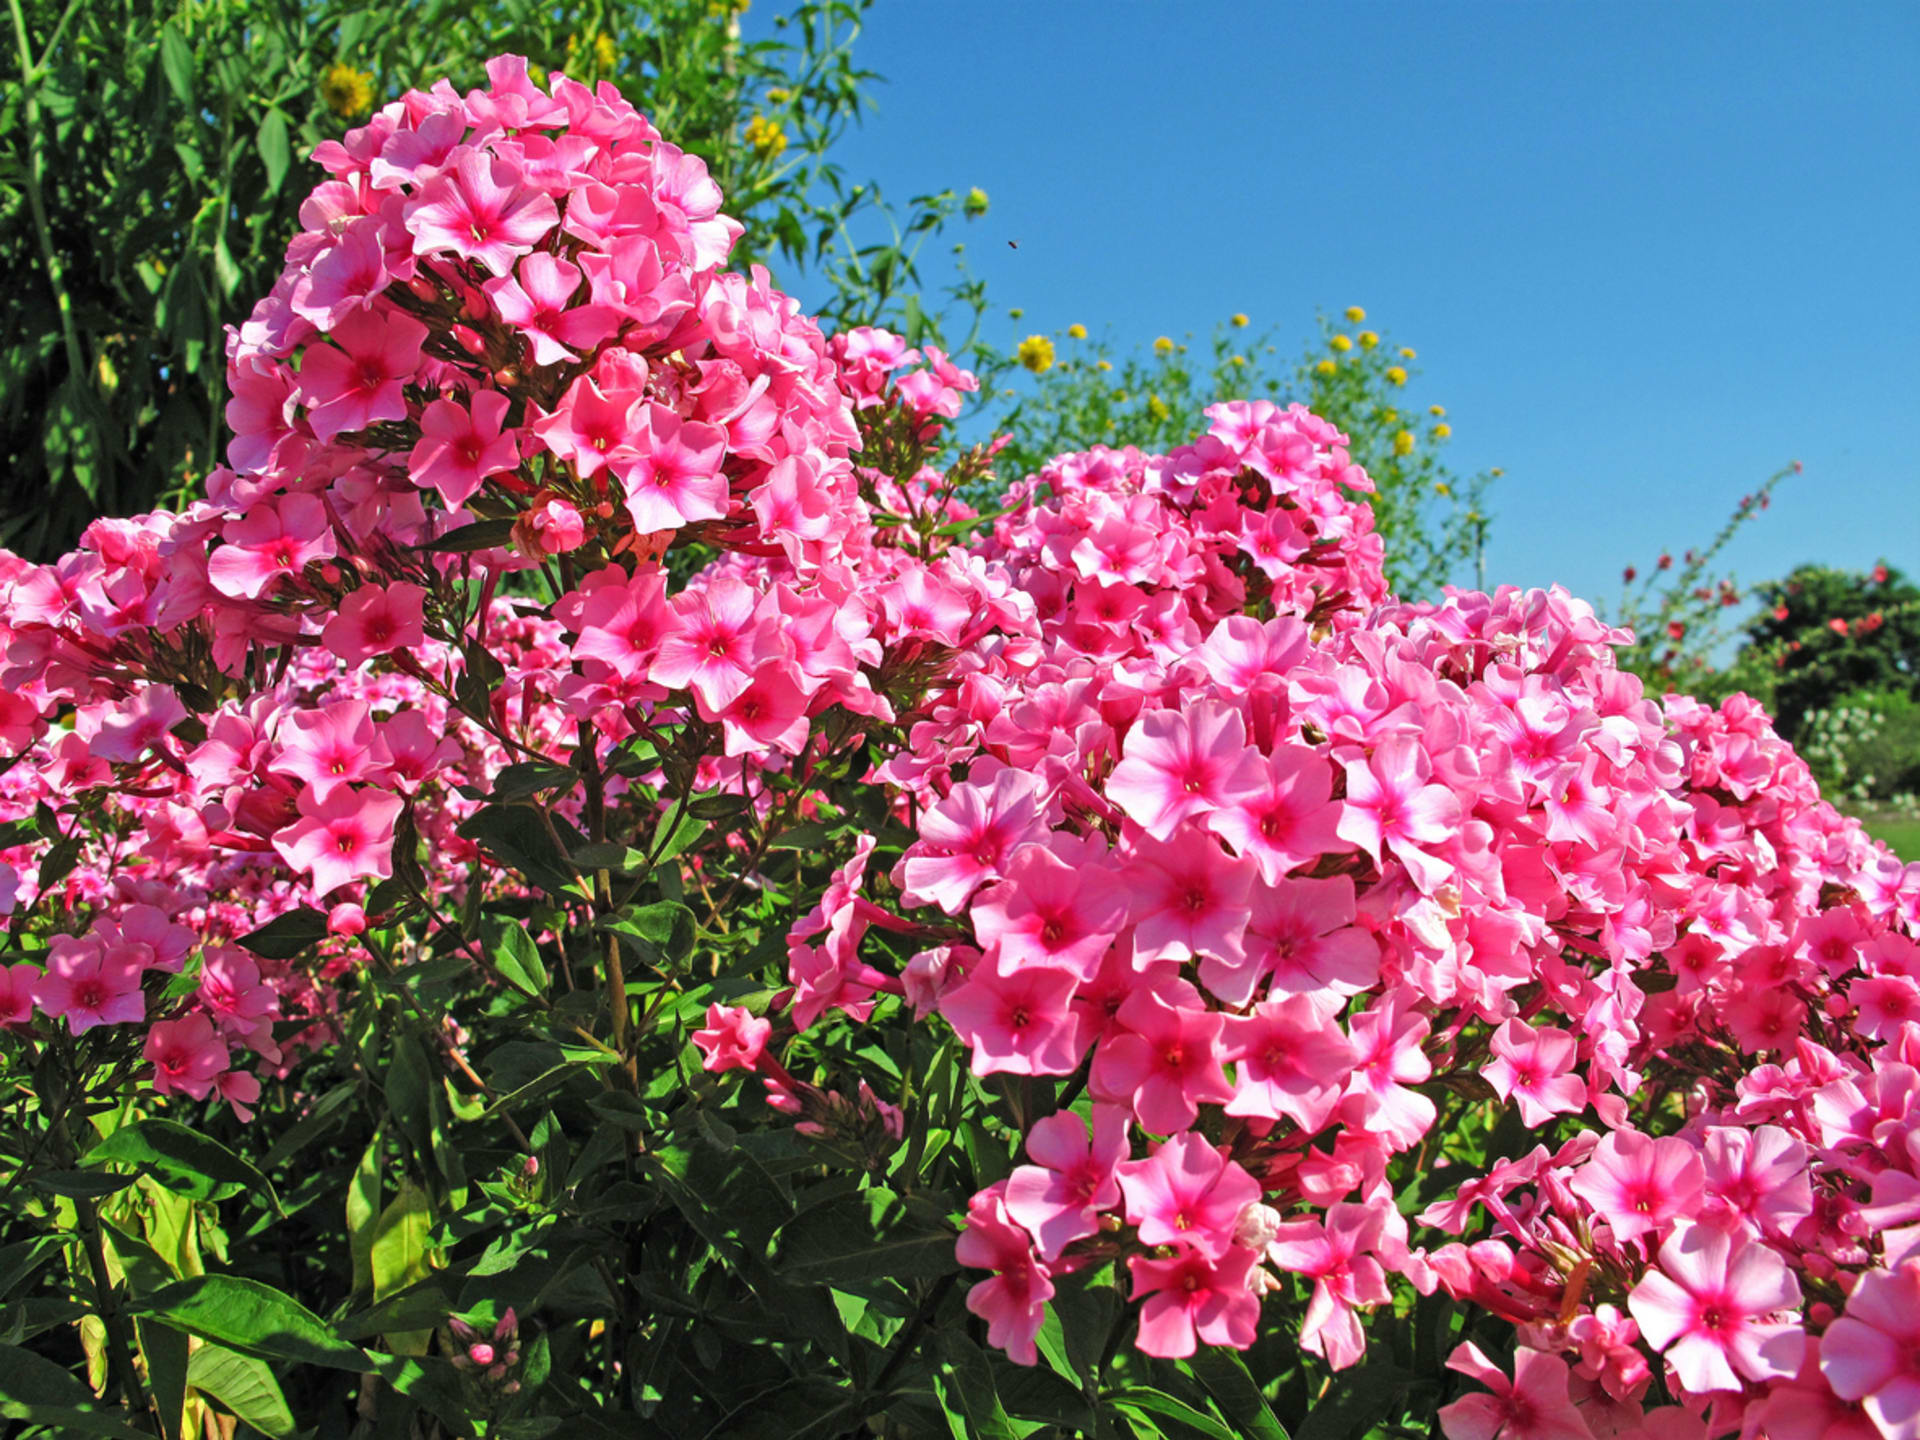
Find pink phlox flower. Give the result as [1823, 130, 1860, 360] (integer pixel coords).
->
[716, 659, 811, 757]
[0, 962, 36, 1024]
[531, 374, 640, 482]
[1104, 701, 1265, 842]
[322, 581, 428, 666]
[1237, 504, 1309, 578]
[207, 493, 337, 599]
[375, 710, 464, 789]
[692, 1003, 771, 1073]
[1757, 1335, 1882, 1440]
[144, 1014, 229, 1101]
[1266, 1203, 1393, 1370]
[271, 785, 404, 899]
[970, 841, 1126, 980]
[1627, 1219, 1804, 1394]
[96, 905, 194, 973]
[1207, 742, 1349, 884]
[1540, 756, 1615, 849]
[295, 214, 392, 329]
[939, 963, 1083, 1077]
[269, 699, 395, 802]
[1095, 989, 1235, 1134]
[1207, 873, 1377, 1003]
[89, 685, 190, 765]
[34, 935, 145, 1034]
[1123, 822, 1253, 968]
[1697, 1124, 1812, 1239]
[1219, 991, 1355, 1131]
[568, 565, 678, 679]
[1569, 1129, 1704, 1247]
[484, 252, 617, 366]
[1436, 1342, 1595, 1440]
[1338, 997, 1437, 1151]
[1004, 1104, 1129, 1261]
[618, 403, 730, 533]
[650, 578, 762, 713]
[1565, 1303, 1650, 1401]
[1851, 972, 1920, 1041]
[1483, 1020, 1587, 1129]
[517, 496, 587, 555]
[1192, 613, 1310, 693]
[404, 148, 558, 276]
[897, 768, 1048, 914]
[296, 306, 427, 442]
[1820, 1257, 1920, 1440]
[411, 390, 520, 506]
[1337, 736, 1461, 891]
[1115, 1130, 1260, 1259]
[955, 1183, 1055, 1366]
[877, 567, 976, 648]
[1127, 1244, 1260, 1359]
[197, 945, 281, 1055]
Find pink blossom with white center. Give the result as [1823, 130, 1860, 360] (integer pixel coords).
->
[650, 578, 761, 713]
[692, 1004, 771, 1073]
[955, 1184, 1054, 1367]
[322, 582, 427, 666]
[1266, 1203, 1393, 1370]
[939, 963, 1083, 1077]
[619, 404, 730, 533]
[1206, 873, 1377, 1004]
[1115, 1130, 1260, 1259]
[271, 785, 403, 899]
[1124, 823, 1254, 968]
[1820, 1258, 1920, 1440]
[33, 935, 145, 1034]
[1219, 991, 1355, 1130]
[411, 391, 520, 506]
[1104, 701, 1264, 842]
[1094, 989, 1235, 1134]
[1851, 972, 1920, 1041]
[1437, 1342, 1595, 1440]
[1127, 1245, 1260, 1359]
[1569, 1129, 1704, 1247]
[1627, 1220, 1804, 1394]
[1004, 1105, 1129, 1261]
[295, 306, 427, 442]
[206, 493, 337, 599]
[1191, 612, 1310, 693]
[1337, 997, 1437, 1151]
[897, 768, 1048, 915]
[1336, 736, 1461, 890]
[1207, 743, 1349, 883]
[404, 149, 558, 276]
[144, 1014, 229, 1101]
[269, 699, 394, 802]
[484, 252, 617, 366]
[1482, 1019, 1587, 1129]
[970, 842, 1126, 980]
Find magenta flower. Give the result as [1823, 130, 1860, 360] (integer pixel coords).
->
[1569, 1129, 1704, 1247]
[411, 391, 520, 506]
[652, 578, 760, 713]
[1437, 1342, 1595, 1440]
[897, 768, 1048, 915]
[268, 699, 394, 802]
[568, 566, 679, 679]
[1219, 992, 1355, 1130]
[34, 936, 145, 1034]
[296, 307, 427, 442]
[1482, 1020, 1587, 1129]
[1208, 873, 1377, 1004]
[322, 582, 427, 666]
[405, 149, 558, 277]
[716, 660, 811, 756]
[271, 785, 404, 899]
[1124, 823, 1254, 968]
[1127, 1245, 1259, 1359]
[1337, 998, 1437, 1151]
[970, 843, 1126, 980]
[532, 375, 640, 482]
[145, 1014, 229, 1101]
[1699, 1124, 1812, 1238]
[484, 252, 617, 365]
[1115, 1131, 1260, 1259]
[1820, 1259, 1920, 1439]
[207, 493, 337, 599]
[1095, 990, 1235, 1134]
[1105, 701, 1264, 842]
[1004, 1105, 1129, 1261]
[1336, 736, 1461, 889]
[939, 963, 1083, 1077]
[955, 1185, 1054, 1366]
[1627, 1220, 1804, 1393]
[0, 962, 35, 1024]
[692, 1004, 771, 1073]
[1207, 743, 1348, 883]
[619, 404, 730, 533]
[1267, 1203, 1392, 1370]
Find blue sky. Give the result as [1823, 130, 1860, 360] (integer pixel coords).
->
[751, 2, 1919, 619]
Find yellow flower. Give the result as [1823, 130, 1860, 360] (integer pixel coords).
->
[1433, 422, 1452, 439]
[742, 113, 787, 159]
[1147, 394, 1170, 421]
[1230, 312, 1250, 328]
[594, 34, 617, 70]
[1313, 358, 1338, 377]
[1096, 359, 1112, 372]
[1154, 336, 1174, 356]
[1016, 334, 1055, 374]
[319, 62, 375, 119]
[1429, 405, 1446, 417]
[1357, 331, 1379, 350]
[1229, 355, 1246, 367]
[1385, 366, 1408, 386]
[1067, 323, 1087, 340]
[963, 186, 990, 218]
[1434, 482, 1453, 497]
[1393, 430, 1416, 456]
[1345, 305, 1366, 324]
[1399, 347, 1416, 359]
[766, 87, 791, 104]
[1329, 334, 1352, 353]
[1490, 468, 1504, 477]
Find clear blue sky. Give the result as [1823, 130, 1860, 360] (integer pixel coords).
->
[749, 2, 1919, 618]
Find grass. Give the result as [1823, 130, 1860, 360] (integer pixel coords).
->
[1866, 816, 1920, 862]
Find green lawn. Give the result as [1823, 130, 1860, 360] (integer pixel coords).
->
[1866, 817, 1920, 862]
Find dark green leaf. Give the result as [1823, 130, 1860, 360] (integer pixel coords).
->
[1108, 1386, 1238, 1440]
[29, 1169, 138, 1199]
[256, 108, 291, 192]
[931, 1329, 1018, 1440]
[158, 25, 194, 106]
[133, 1275, 371, 1372]
[1185, 1350, 1291, 1440]
[490, 921, 548, 997]
[237, 906, 329, 960]
[601, 900, 696, 968]
[85, 1120, 277, 1209]
[456, 805, 581, 895]
[418, 517, 516, 553]
[186, 1345, 296, 1438]
[774, 1186, 957, 1287]
[491, 761, 577, 801]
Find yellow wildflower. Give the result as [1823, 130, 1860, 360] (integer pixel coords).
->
[1329, 334, 1352, 353]
[594, 34, 617, 70]
[963, 186, 990, 218]
[1399, 347, 1416, 359]
[1385, 366, 1408, 386]
[1016, 335, 1055, 374]
[1096, 360, 1113, 372]
[743, 114, 787, 159]
[319, 62, 375, 119]
[1433, 423, 1452, 439]
[1382, 409, 1398, 424]
[1429, 405, 1446, 417]
[1154, 336, 1174, 356]
[1313, 358, 1337, 377]
[1345, 305, 1366, 324]
[1393, 430, 1416, 456]
[1147, 394, 1170, 421]
[1231, 312, 1250, 328]
[1434, 482, 1453, 496]
[1229, 355, 1246, 367]
[1067, 323, 1087, 340]
[1490, 468, 1504, 477]
[1357, 331, 1379, 349]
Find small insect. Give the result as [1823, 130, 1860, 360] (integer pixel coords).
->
[1007, 239, 1019, 250]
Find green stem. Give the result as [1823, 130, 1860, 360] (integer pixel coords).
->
[7, 0, 89, 401]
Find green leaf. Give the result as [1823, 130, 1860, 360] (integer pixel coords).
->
[0, 1235, 64, 1301]
[346, 1130, 381, 1299]
[237, 906, 329, 960]
[930, 1329, 1019, 1440]
[29, 1169, 138, 1199]
[456, 805, 581, 895]
[418, 516, 516, 553]
[158, 25, 194, 106]
[1107, 1386, 1238, 1440]
[85, 1120, 277, 1209]
[186, 1345, 296, 1439]
[651, 808, 707, 863]
[774, 1186, 958, 1287]
[1184, 1350, 1291, 1440]
[491, 760, 577, 801]
[1294, 1361, 1415, 1440]
[601, 900, 696, 968]
[370, 1180, 432, 1303]
[133, 1275, 371, 1373]
[0, 1342, 147, 1434]
[256, 108, 291, 193]
[490, 921, 548, 997]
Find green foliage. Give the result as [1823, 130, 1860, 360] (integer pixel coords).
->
[0, 0, 955, 558]
[1742, 561, 1920, 743]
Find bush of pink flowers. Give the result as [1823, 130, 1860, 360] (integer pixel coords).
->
[0, 53, 1915, 1440]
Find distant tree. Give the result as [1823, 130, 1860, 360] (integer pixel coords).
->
[1744, 561, 1920, 741]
